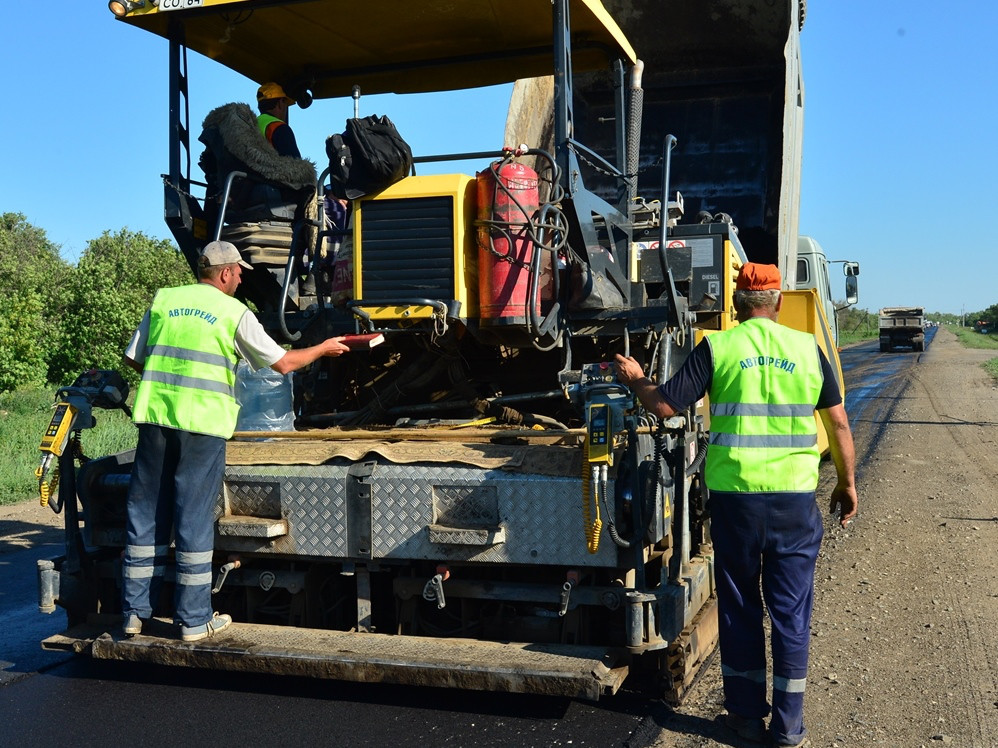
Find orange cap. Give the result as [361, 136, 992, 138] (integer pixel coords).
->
[735, 262, 781, 291]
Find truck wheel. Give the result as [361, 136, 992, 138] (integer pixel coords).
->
[915, 342, 924, 352]
[879, 342, 888, 352]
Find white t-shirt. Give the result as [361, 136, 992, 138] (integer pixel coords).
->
[125, 305, 286, 372]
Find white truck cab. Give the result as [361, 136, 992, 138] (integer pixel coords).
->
[795, 235, 859, 346]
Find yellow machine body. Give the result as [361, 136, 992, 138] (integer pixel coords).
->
[351, 174, 478, 323]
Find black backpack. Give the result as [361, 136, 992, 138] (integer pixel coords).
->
[326, 115, 413, 199]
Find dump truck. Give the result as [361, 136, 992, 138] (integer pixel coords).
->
[879, 306, 926, 352]
[38, 0, 850, 703]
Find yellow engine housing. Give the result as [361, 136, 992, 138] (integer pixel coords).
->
[351, 174, 478, 323]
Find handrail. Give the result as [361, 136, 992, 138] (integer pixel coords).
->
[212, 170, 248, 241]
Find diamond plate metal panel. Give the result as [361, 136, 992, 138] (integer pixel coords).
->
[221, 466, 349, 557]
[371, 464, 619, 567]
[219, 462, 619, 567]
[433, 485, 498, 526]
[225, 480, 281, 518]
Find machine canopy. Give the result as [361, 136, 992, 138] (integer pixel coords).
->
[119, 0, 637, 98]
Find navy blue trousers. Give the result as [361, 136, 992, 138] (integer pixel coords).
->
[122, 424, 226, 628]
[709, 490, 823, 746]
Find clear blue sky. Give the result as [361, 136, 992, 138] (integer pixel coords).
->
[2, 2, 994, 317]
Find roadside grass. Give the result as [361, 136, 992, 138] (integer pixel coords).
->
[0, 386, 137, 506]
[838, 328, 878, 346]
[949, 325, 998, 383]
[950, 325, 998, 349]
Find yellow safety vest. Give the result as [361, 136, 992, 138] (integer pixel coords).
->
[705, 318, 823, 492]
[257, 113, 285, 146]
[132, 284, 248, 439]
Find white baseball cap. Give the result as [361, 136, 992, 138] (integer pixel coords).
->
[199, 240, 252, 269]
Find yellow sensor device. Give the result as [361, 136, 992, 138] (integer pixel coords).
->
[586, 402, 612, 464]
[39, 402, 78, 456]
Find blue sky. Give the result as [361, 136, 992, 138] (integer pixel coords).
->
[2, 1, 995, 317]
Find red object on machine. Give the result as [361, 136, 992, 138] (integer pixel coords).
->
[476, 161, 539, 324]
[339, 333, 385, 350]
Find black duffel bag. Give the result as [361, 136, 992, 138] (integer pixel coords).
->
[326, 114, 413, 199]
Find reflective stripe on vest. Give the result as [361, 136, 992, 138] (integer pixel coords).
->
[705, 318, 823, 492]
[131, 284, 248, 438]
[257, 113, 284, 145]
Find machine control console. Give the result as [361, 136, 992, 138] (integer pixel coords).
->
[580, 361, 620, 387]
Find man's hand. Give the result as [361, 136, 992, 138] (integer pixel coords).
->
[818, 404, 858, 529]
[614, 354, 645, 386]
[613, 354, 677, 419]
[272, 337, 350, 374]
[829, 482, 858, 528]
[324, 337, 351, 356]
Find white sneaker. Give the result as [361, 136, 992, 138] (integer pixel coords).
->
[180, 613, 232, 642]
[122, 613, 143, 636]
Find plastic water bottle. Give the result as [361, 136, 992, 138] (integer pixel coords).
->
[235, 361, 295, 431]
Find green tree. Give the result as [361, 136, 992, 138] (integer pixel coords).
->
[0, 213, 73, 390]
[835, 305, 877, 339]
[51, 229, 193, 385]
[0, 291, 47, 390]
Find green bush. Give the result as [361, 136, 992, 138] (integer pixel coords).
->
[50, 229, 194, 387]
[0, 214, 73, 389]
[0, 291, 48, 391]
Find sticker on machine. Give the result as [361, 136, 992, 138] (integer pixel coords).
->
[686, 238, 714, 268]
[159, 0, 205, 11]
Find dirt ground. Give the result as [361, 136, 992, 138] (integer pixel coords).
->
[652, 327, 998, 748]
[3, 328, 997, 746]
[0, 495, 63, 553]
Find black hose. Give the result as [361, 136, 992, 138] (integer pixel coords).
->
[601, 490, 631, 549]
[685, 435, 709, 478]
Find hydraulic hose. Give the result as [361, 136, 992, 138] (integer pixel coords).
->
[626, 60, 645, 202]
[582, 442, 601, 554]
[685, 435, 709, 478]
[600, 464, 631, 549]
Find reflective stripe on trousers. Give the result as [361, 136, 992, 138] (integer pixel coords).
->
[709, 490, 823, 746]
[122, 423, 225, 628]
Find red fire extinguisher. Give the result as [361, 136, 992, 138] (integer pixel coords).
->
[477, 160, 539, 326]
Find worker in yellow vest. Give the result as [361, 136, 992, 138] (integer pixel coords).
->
[616, 262, 857, 748]
[121, 240, 349, 642]
[257, 82, 301, 158]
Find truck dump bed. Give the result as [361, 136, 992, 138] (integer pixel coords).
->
[879, 307, 926, 352]
[567, 0, 804, 278]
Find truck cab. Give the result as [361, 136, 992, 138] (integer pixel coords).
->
[795, 235, 859, 347]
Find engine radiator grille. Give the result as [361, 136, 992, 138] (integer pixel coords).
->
[358, 196, 455, 301]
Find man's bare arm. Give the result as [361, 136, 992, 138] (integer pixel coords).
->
[613, 354, 678, 419]
[819, 403, 858, 528]
[271, 337, 350, 375]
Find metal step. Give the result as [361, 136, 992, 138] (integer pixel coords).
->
[43, 618, 628, 700]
